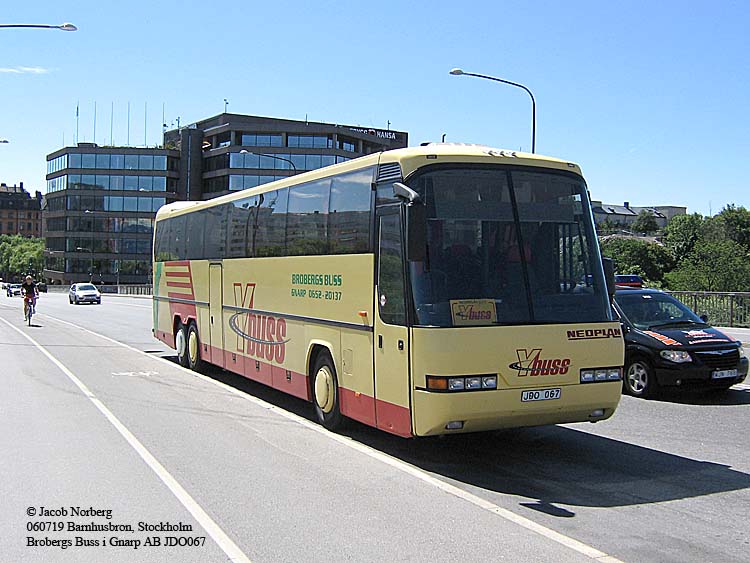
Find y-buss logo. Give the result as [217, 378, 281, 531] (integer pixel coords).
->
[229, 282, 289, 364]
[450, 299, 497, 326]
[509, 349, 571, 377]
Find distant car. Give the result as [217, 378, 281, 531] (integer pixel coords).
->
[615, 274, 644, 288]
[69, 283, 102, 305]
[613, 287, 748, 397]
[7, 284, 22, 297]
[37, 282, 48, 293]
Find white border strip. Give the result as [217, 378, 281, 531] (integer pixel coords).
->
[0, 318, 252, 563]
[32, 313, 625, 563]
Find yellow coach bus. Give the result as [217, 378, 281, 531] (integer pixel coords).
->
[152, 144, 623, 437]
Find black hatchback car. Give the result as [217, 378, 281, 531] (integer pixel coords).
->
[613, 288, 748, 397]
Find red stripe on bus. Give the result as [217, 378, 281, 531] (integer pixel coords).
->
[339, 387, 376, 427]
[165, 261, 191, 267]
[166, 281, 193, 289]
[375, 400, 413, 438]
[164, 271, 191, 278]
[181, 341, 409, 437]
[167, 291, 195, 299]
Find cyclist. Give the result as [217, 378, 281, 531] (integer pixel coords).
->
[21, 275, 39, 320]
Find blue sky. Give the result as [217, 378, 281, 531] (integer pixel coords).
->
[2, 1, 748, 216]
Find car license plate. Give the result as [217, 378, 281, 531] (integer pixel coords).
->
[711, 369, 738, 379]
[521, 388, 561, 402]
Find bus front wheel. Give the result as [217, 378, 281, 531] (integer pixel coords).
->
[175, 321, 189, 368]
[312, 352, 343, 431]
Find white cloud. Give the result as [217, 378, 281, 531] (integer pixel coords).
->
[0, 66, 49, 74]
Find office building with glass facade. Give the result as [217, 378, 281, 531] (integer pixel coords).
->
[43, 145, 179, 285]
[164, 113, 407, 201]
[44, 113, 407, 285]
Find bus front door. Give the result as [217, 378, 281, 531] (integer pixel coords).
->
[209, 263, 225, 368]
[373, 210, 413, 437]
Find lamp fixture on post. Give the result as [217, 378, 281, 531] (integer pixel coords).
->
[449, 68, 536, 153]
[0, 23, 77, 31]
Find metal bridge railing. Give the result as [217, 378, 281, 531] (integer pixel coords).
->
[668, 291, 750, 328]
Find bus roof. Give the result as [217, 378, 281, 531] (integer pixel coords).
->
[155, 144, 583, 221]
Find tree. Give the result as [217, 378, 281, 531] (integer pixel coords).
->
[0, 235, 45, 281]
[715, 204, 750, 250]
[631, 210, 659, 235]
[665, 239, 750, 292]
[663, 213, 705, 263]
[600, 237, 673, 286]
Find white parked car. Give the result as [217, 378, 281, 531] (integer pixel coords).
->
[69, 283, 102, 305]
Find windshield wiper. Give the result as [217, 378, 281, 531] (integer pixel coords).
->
[648, 320, 708, 329]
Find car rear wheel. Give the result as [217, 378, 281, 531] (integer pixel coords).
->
[624, 356, 659, 398]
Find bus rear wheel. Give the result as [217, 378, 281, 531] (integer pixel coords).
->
[312, 352, 343, 431]
[187, 322, 205, 372]
[175, 321, 189, 368]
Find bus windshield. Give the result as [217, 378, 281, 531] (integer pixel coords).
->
[408, 166, 609, 327]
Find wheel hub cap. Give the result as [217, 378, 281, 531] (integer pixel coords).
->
[188, 331, 198, 363]
[176, 330, 186, 357]
[315, 366, 334, 413]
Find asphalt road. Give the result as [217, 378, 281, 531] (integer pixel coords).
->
[1, 292, 749, 563]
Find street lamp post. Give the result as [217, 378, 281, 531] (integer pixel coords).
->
[449, 68, 536, 153]
[0, 23, 77, 31]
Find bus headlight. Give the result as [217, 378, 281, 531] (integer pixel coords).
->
[482, 376, 497, 389]
[425, 375, 498, 392]
[465, 377, 482, 390]
[580, 367, 622, 383]
[660, 350, 692, 363]
[448, 378, 465, 391]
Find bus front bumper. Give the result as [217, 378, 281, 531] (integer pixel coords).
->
[411, 382, 622, 437]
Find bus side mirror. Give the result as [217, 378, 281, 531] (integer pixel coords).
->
[406, 202, 427, 262]
[602, 257, 616, 299]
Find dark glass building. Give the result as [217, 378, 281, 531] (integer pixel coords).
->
[43, 145, 179, 285]
[44, 113, 407, 285]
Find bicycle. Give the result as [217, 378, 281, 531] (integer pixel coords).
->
[24, 295, 36, 326]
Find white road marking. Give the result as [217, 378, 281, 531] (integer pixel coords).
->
[0, 318, 252, 563]
[111, 370, 159, 377]
[35, 313, 626, 563]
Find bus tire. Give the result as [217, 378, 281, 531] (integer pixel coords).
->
[187, 322, 205, 372]
[312, 352, 344, 431]
[175, 321, 189, 368]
